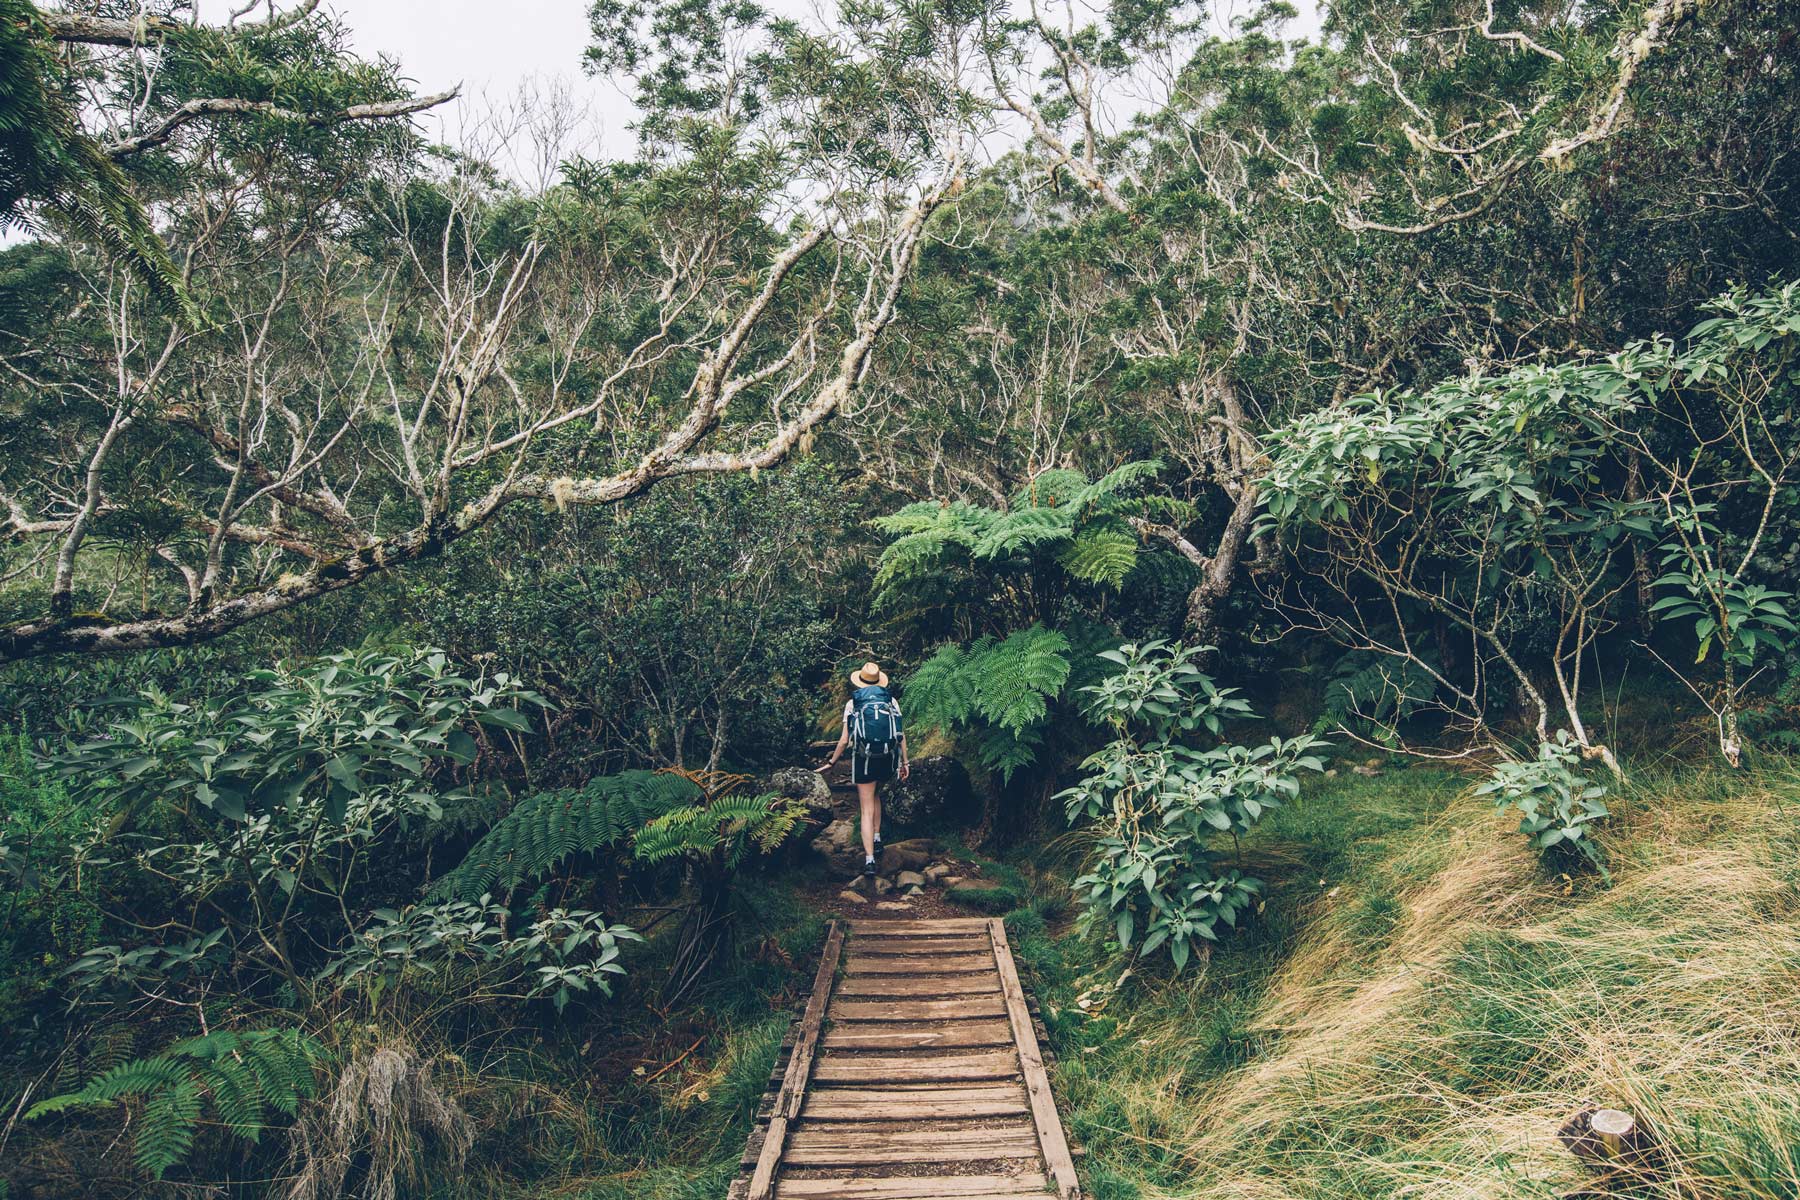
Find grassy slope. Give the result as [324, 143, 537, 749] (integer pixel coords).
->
[1008, 761, 1800, 1200]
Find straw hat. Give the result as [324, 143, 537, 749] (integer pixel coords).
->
[849, 661, 889, 689]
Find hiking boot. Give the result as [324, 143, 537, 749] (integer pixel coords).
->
[862, 859, 877, 879]
[872, 837, 884, 860]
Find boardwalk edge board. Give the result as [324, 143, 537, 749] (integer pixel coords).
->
[728, 916, 1083, 1200]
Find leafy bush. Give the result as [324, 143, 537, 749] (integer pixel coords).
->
[1474, 733, 1611, 875]
[47, 648, 547, 1000]
[55, 646, 544, 825]
[1058, 642, 1327, 968]
[0, 730, 102, 1022]
[26, 1028, 325, 1179]
[321, 900, 640, 1012]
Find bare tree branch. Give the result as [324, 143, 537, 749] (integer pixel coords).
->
[107, 91, 460, 158]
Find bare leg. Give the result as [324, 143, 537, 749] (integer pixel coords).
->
[858, 782, 878, 859]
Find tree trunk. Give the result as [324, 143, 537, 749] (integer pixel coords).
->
[1184, 482, 1260, 646]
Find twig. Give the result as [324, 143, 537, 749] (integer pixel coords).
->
[640, 1034, 708, 1085]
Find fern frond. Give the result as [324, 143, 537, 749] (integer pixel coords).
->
[193, 1058, 264, 1140]
[135, 1080, 202, 1178]
[26, 1028, 323, 1180]
[871, 500, 986, 538]
[972, 506, 1074, 559]
[1086, 459, 1165, 497]
[632, 793, 801, 867]
[1012, 468, 1090, 510]
[969, 626, 1072, 734]
[430, 770, 703, 900]
[1057, 529, 1140, 587]
[872, 529, 957, 594]
[903, 642, 978, 731]
[970, 723, 1043, 783]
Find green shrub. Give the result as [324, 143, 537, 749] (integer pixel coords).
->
[1059, 641, 1327, 968]
[1474, 731, 1611, 875]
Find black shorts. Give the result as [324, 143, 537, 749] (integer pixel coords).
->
[852, 750, 897, 784]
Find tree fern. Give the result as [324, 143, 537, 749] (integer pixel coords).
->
[903, 625, 1075, 780]
[872, 460, 1189, 615]
[28, 1029, 325, 1179]
[429, 770, 702, 901]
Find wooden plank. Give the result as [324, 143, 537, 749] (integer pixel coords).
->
[781, 1139, 1040, 1166]
[775, 1172, 1049, 1198]
[812, 1050, 1022, 1084]
[849, 918, 993, 935]
[850, 937, 992, 956]
[834, 974, 1000, 997]
[832, 996, 1007, 1021]
[803, 1086, 1030, 1121]
[748, 920, 844, 1200]
[790, 1126, 1038, 1150]
[989, 918, 1081, 1200]
[844, 953, 996, 974]
[822, 1020, 1015, 1051]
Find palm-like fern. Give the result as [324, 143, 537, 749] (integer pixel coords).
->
[27, 1029, 325, 1179]
[871, 461, 1189, 611]
[428, 770, 701, 901]
[0, 0, 191, 319]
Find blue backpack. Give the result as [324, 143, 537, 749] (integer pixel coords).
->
[850, 684, 901, 758]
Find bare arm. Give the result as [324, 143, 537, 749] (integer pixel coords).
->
[824, 718, 851, 766]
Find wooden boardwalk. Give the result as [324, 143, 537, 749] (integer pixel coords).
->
[728, 917, 1081, 1200]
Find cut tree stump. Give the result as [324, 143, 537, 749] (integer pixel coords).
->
[1556, 1103, 1665, 1196]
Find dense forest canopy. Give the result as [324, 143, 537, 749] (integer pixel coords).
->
[3, 0, 1799, 1196]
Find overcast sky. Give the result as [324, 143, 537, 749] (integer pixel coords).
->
[313, 0, 1325, 172]
[14, 0, 1320, 188]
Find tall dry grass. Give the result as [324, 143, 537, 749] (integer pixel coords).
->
[1039, 762, 1800, 1200]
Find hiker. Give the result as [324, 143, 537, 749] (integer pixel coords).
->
[821, 661, 910, 878]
